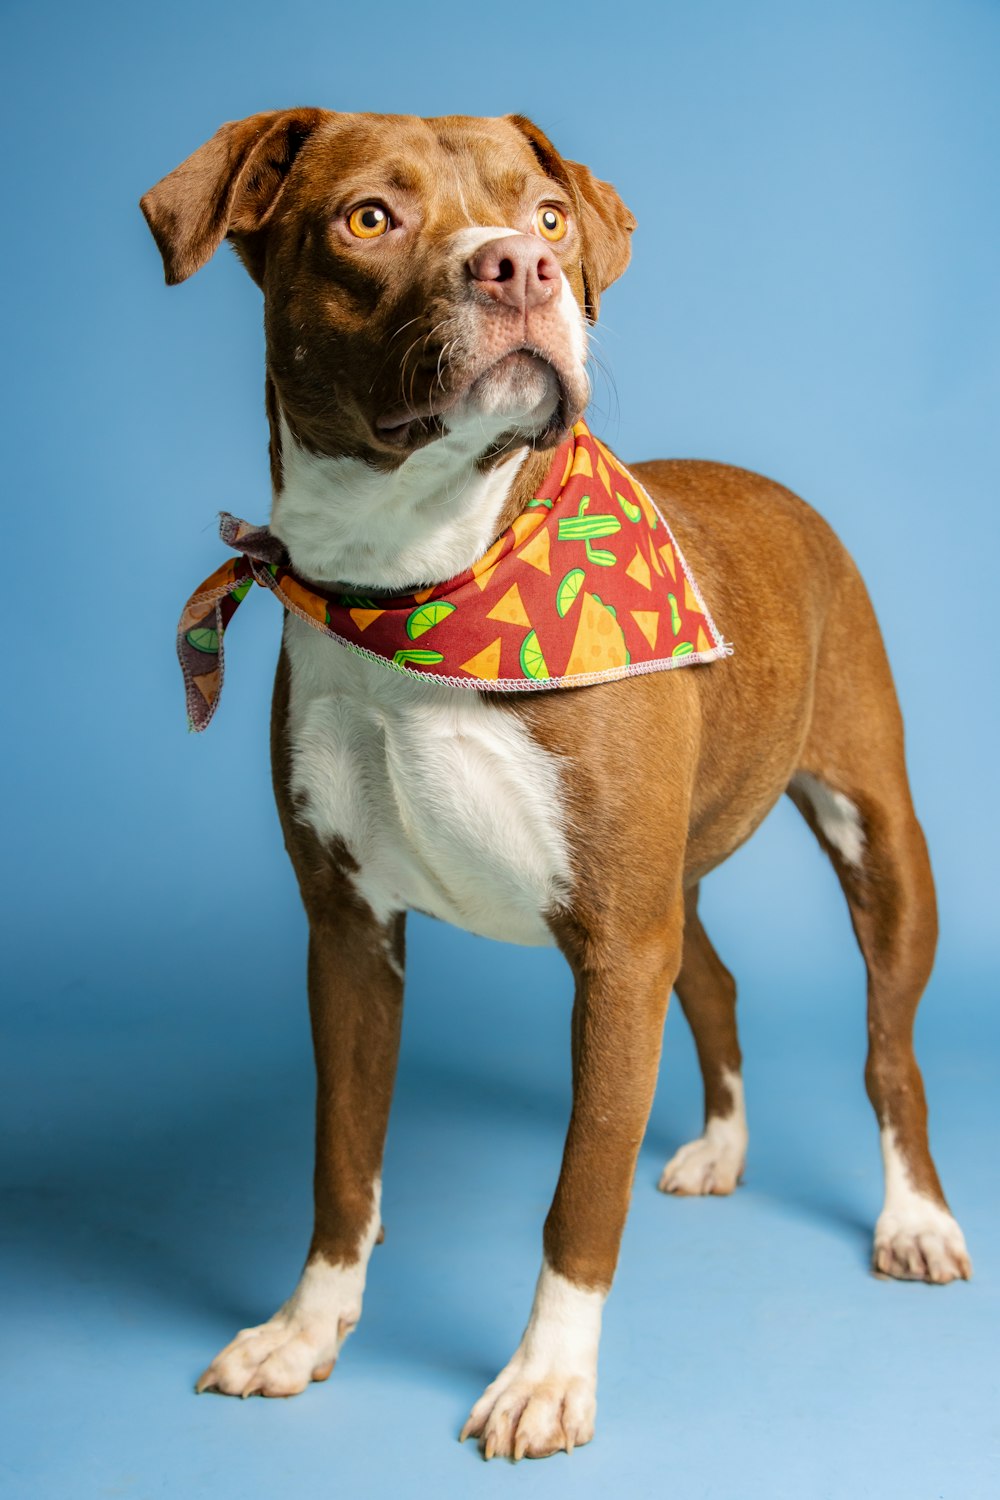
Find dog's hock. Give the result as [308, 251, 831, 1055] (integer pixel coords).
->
[140, 107, 327, 286]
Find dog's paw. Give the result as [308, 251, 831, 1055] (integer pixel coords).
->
[196, 1316, 342, 1398]
[196, 1255, 365, 1398]
[460, 1367, 596, 1460]
[873, 1201, 972, 1284]
[658, 1125, 746, 1196]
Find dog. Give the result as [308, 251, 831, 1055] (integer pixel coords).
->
[141, 108, 971, 1461]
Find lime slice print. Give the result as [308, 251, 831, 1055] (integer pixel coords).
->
[617, 491, 642, 523]
[405, 600, 456, 639]
[519, 630, 550, 680]
[556, 568, 586, 618]
[186, 626, 220, 654]
[672, 641, 695, 657]
[392, 648, 445, 668]
[229, 579, 252, 604]
[667, 592, 682, 637]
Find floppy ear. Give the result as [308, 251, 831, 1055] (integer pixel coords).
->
[560, 158, 636, 322]
[140, 107, 327, 286]
[508, 115, 636, 322]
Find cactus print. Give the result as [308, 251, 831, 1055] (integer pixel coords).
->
[177, 421, 729, 730]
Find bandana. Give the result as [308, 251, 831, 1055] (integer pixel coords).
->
[178, 420, 730, 730]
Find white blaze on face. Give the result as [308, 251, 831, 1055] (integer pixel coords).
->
[445, 225, 589, 434]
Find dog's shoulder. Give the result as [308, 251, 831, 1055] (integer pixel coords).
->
[628, 455, 854, 605]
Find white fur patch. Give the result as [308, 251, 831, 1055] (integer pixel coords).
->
[450, 224, 588, 388]
[285, 620, 573, 945]
[448, 224, 522, 259]
[273, 410, 529, 592]
[873, 1128, 972, 1283]
[557, 272, 587, 375]
[659, 1067, 748, 1195]
[791, 771, 866, 869]
[461, 1260, 604, 1459]
[272, 216, 585, 948]
[196, 1183, 382, 1397]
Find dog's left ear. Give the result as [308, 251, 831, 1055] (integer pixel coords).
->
[508, 115, 636, 323]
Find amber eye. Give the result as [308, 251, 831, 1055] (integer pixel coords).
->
[536, 205, 567, 242]
[347, 204, 391, 238]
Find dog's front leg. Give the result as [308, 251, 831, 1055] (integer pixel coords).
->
[196, 897, 405, 1398]
[462, 903, 682, 1459]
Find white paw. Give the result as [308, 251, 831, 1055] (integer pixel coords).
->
[460, 1365, 596, 1460]
[873, 1202, 972, 1284]
[460, 1262, 602, 1461]
[659, 1122, 746, 1196]
[196, 1315, 343, 1397]
[196, 1253, 366, 1398]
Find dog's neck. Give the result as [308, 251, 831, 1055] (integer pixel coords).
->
[270, 408, 557, 593]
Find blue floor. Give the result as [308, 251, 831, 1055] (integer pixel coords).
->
[3, 870, 997, 1500]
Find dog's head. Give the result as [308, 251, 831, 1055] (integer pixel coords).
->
[141, 110, 634, 468]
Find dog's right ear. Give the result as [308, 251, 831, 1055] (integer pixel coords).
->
[506, 115, 635, 324]
[140, 108, 328, 286]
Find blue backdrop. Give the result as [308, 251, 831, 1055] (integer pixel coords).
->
[3, 2, 997, 1496]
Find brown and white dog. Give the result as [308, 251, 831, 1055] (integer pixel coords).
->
[141, 109, 971, 1460]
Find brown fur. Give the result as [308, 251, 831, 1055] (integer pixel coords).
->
[143, 107, 965, 1457]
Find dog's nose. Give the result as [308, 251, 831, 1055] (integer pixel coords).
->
[466, 235, 560, 313]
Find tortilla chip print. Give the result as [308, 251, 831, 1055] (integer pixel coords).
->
[178, 421, 730, 730]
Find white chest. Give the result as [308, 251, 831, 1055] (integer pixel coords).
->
[284, 618, 572, 946]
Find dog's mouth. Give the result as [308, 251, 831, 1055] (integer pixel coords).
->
[374, 348, 578, 454]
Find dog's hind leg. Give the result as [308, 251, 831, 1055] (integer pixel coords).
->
[658, 885, 748, 1195]
[788, 557, 970, 1284]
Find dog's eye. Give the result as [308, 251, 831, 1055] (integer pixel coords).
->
[535, 205, 568, 242]
[347, 204, 391, 239]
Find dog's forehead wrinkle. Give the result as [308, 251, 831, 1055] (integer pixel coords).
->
[296, 120, 562, 240]
[448, 166, 562, 226]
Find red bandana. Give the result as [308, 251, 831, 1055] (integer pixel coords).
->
[178, 420, 729, 730]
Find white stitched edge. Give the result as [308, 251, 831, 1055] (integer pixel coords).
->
[181, 450, 735, 726]
[262, 556, 731, 697]
[178, 569, 253, 731]
[631, 477, 729, 657]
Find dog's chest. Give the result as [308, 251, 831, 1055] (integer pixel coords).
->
[284, 618, 572, 945]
